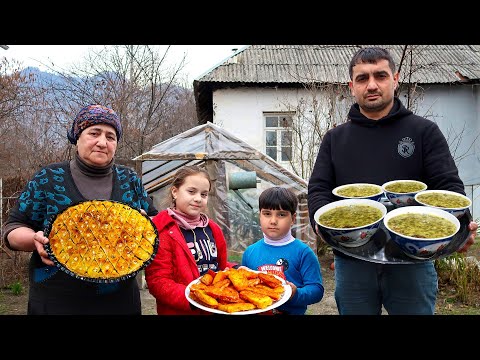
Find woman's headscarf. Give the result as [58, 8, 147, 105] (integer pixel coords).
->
[67, 104, 122, 145]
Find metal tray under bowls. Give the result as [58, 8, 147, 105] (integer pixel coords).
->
[318, 207, 473, 264]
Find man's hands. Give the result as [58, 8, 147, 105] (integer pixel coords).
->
[457, 221, 478, 253]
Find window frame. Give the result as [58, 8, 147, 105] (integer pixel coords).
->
[263, 112, 295, 164]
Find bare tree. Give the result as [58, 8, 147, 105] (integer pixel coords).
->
[0, 44, 200, 230]
[37, 45, 197, 165]
[0, 57, 58, 177]
[277, 65, 353, 179]
[396, 45, 480, 167]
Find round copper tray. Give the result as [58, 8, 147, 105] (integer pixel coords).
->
[44, 200, 159, 283]
[318, 205, 473, 264]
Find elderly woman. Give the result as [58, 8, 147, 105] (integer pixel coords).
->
[2, 104, 158, 315]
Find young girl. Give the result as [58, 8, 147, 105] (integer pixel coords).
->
[145, 165, 229, 315]
[241, 186, 324, 315]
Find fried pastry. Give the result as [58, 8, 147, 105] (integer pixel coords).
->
[192, 289, 219, 307]
[190, 282, 208, 291]
[187, 269, 288, 314]
[239, 290, 273, 309]
[200, 272, 214, 285]
[237, 267, 260, 279]
[205, 285, 241, 303]
[212, 278, 231, 289]
[247, 284, 283, 301]
[258, 272, 283, 288]
[227, 268, 249, 291]
[217, 302, 257, 313]
[247, 278, 260, 287]
[46, 200, 158, 282]
[272, 285, 285, 294]
[212, 270, 229, 284]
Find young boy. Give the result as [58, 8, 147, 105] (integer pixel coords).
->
[241, 186, 324, 315]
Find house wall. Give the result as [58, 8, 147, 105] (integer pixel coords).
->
[213, 87, 301, 164]
[212, 85, 480, 219]
[410, 84, 480, 186]
[411, 84, 480, 220]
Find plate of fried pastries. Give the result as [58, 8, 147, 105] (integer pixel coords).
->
[44, 200, 159, 283]
[185, 267, 292, 315]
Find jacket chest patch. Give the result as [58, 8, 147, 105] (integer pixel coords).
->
[398, 137, 415, 158]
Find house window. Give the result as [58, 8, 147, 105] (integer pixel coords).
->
[264, 114, 293, 162]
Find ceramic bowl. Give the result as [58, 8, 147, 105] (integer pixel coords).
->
[383, 206, 460, 260]
[314, 199, 387, 248]
[332, 183, 384, 202]
[414, 189, 471, 218]
[382, 179, 427, 207]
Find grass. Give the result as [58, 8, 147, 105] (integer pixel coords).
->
[9, 281, 23, 296]
[434, 237, 480, 314]
[228, 251, 243, 265]
[0, 285, 24, 315]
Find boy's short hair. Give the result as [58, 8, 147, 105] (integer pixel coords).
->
[259, 187, 298, 215]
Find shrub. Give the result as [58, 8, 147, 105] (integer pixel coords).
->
[435, 252, 480, 305]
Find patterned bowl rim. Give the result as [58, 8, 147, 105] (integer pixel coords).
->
[383, 205, 460, 241]
[382, 179, 428, 194]
[414, 189, 472, 211]
[332, 183, 384, 199]
[314, 198, 387, 231]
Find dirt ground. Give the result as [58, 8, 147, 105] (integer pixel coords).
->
[2, 247, 479, 316]
[138, 251, 339, 315]
[0, 251, 338, 316]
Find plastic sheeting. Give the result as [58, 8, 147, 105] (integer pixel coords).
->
[133, 122, 318, 257]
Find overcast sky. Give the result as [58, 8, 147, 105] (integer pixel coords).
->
[1, 45, 247, 82]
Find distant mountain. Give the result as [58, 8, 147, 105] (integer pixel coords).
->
[20, 66, 69, 86]
[19, 66, 192, 98]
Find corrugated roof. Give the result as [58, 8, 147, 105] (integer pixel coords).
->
[197, 45, 480, 84]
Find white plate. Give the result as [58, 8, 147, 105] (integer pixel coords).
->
[185, 271, 292, 315]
